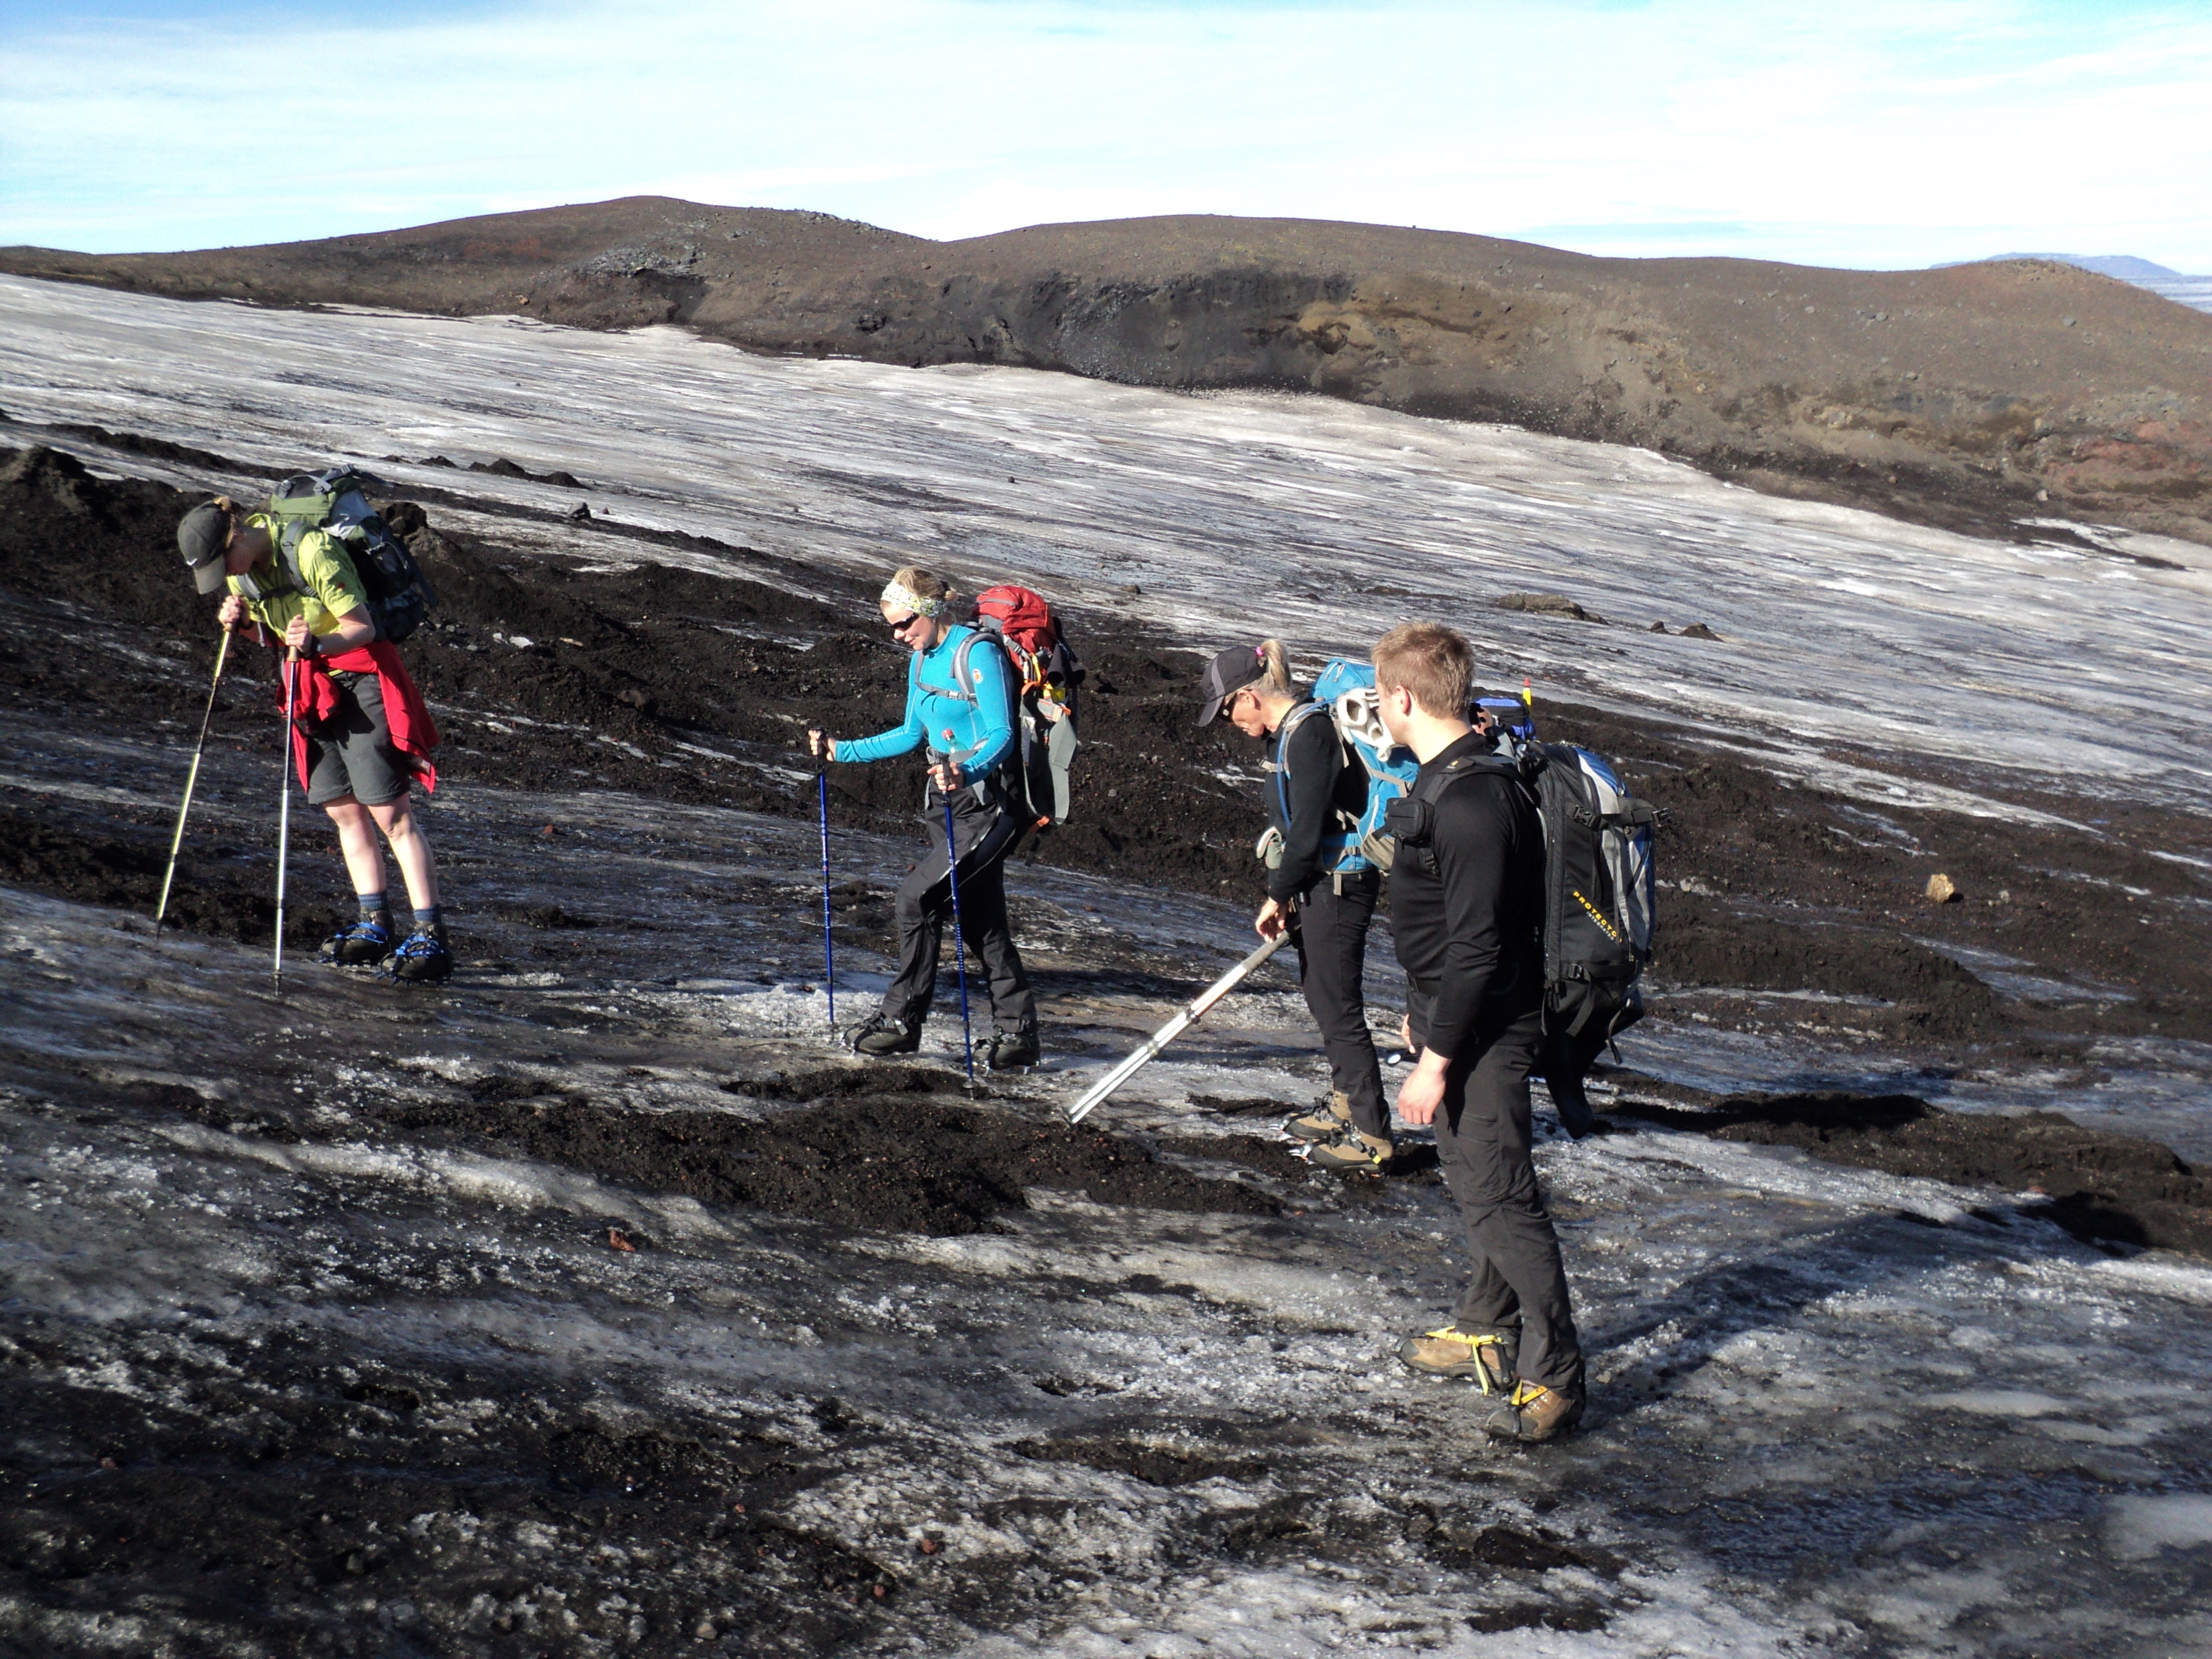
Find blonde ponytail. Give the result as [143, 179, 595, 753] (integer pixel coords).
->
[1257, 639, 1295, 696]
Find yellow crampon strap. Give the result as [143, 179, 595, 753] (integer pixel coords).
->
[1572, 889, 1623, 943]
[1509, 1381, 1551, 1408]
[1423, 1328, 1508, 1394]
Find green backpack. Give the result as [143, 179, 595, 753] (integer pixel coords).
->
[262, 467, 436, 645]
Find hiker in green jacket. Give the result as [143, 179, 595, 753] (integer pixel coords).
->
[179, 496, 451, 982]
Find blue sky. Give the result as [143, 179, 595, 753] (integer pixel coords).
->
[3, 0, 2209, 269]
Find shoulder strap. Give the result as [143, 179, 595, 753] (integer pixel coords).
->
[1412, 752, 1526, 808]
[943, 631, 982, 705]
[264, 519, 309, 598]
[1276, 700, 1335, 756]
[1273, 700, 1345, 825]
[282, 520, 374, 609]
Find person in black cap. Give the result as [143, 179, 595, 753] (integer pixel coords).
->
[1198, 640, 1392, 1173]
[178, 497, 452, 982]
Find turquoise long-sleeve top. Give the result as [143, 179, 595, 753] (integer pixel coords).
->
[837, 624, 1015, 778]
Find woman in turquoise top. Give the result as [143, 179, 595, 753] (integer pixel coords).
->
[809, 566, 1040, 1068]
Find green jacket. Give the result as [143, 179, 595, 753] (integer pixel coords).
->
[228, 514, 368, 640]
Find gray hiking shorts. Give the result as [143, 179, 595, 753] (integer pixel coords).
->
[305, 670, 411, 808]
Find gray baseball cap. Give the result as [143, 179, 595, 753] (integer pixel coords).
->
[1197, 643, 1267, 726]
[177, 502, 232, 595]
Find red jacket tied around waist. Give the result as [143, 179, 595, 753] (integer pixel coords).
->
[280, 641, 440, 795]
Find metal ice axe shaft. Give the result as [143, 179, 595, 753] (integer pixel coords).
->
[1063, 932, 1287, 1125]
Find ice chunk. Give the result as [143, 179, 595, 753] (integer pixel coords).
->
[2107, 1494, 2212, 1559]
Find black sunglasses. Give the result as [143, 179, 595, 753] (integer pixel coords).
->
[886, 612, 925, 635]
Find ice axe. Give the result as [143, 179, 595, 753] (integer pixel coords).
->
[1064, 932, 1287, 1125]
[154, 625, 233, 937]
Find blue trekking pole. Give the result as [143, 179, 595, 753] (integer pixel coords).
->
[940, 732, 977, 1090]
[816, 753, 836, 1038]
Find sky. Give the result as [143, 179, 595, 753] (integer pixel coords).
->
[2, 0, 2209, 271]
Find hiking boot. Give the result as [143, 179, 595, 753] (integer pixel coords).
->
[1481, 1380, 1586, 1443]
[1399, 1324, 1518, 1392]
[1306, 1125, 1393, 1173]
[383, 925, 452, 984]
[322, 915, 393, 967]
[982, 1025, 1041, 1071]
[1285, 1090, 1353, 1142]
[847, 1013, 921, 1057]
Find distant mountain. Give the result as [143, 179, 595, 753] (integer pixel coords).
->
[8, 199, 2211, 547]
[1957, 253, 2185, 280]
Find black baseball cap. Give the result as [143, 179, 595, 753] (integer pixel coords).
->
[178, 502, 233, 595]
[1197, 643, 1266, 726]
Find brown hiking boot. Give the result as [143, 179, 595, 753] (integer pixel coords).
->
[1397, 1324, 1517, 1391]
[1481, 1381, 1586, 1443]
[1307, 1125, 1393, 1173]
[1285, 1091, 1352, 1142]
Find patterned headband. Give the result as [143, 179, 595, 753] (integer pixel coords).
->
[881, 579, 946, 619]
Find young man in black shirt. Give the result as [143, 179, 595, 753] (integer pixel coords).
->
[1375, 622, 1585, 1442]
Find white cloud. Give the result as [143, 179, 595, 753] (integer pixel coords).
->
[1, 0, 2208, 269]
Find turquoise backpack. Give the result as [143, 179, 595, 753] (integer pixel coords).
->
[1272, 659, 1422, 875]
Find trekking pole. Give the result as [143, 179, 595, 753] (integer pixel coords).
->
[154, 625, 233, 937]
[273, 646, 298, 990]
[816, 751, 836, 1037]
[1065, 932, 1287, 1125]
[939, 734, 976, 1090]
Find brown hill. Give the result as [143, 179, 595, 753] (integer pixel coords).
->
[8, 197, 2209, 545]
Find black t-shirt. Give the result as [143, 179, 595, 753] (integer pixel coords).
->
[1266, 702, 1372, 901]
[1387, 731, 1544, 1058]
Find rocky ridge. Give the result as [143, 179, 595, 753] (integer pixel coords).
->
[7, 197, 2209, 546]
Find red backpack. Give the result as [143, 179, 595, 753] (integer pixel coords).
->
[952, 585, 1084, 828]
[974, 584, 1062, 661]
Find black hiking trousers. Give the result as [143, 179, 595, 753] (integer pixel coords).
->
[1410, 990, 1584, 1394]
[880, 781, 1036, 1035]
[1290, 873, 1389, 1139]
